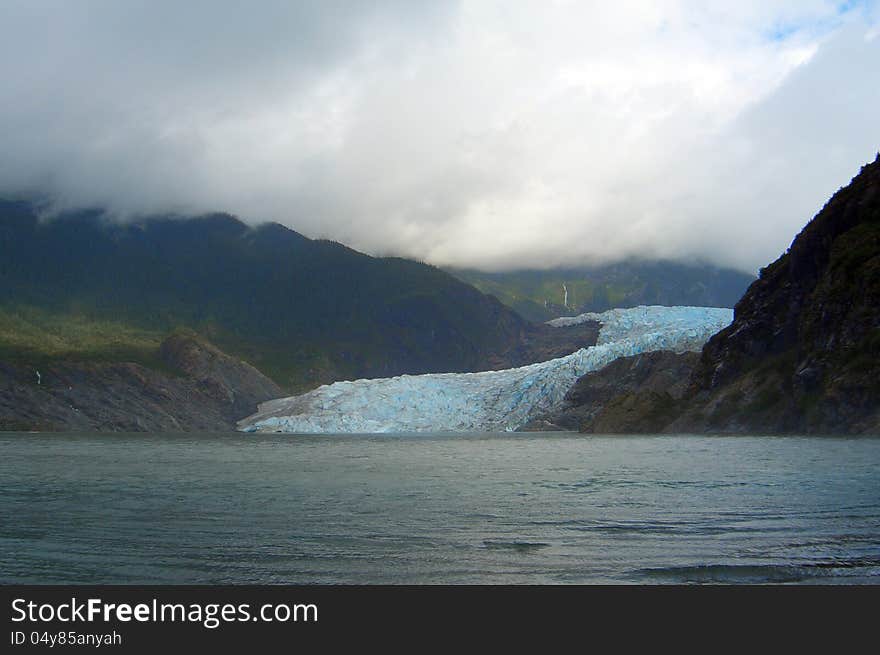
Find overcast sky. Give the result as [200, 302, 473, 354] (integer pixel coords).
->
[1, 1, 878, 273]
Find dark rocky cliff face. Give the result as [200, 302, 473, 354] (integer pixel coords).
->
[671, 154, 880, 434]
[0, 334, 282, 432]
[158, 333, 283, 422]
[519, 350, 699, 432]
[547, 155, 880, 435]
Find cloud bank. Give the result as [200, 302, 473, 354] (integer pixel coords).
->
[1, 0, 878, 272]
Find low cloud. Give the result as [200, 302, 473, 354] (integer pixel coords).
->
[1, 1, 878, 273]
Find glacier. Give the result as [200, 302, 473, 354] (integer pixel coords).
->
[238, 305, 733, 434]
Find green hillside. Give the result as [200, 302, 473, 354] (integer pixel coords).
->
[0, 201, 531, 392]
[448, 261, 755, 322]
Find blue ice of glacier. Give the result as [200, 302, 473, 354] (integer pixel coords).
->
[238, 305, 733, 434]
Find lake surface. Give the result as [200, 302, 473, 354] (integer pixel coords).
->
[1, 432, 879, 584]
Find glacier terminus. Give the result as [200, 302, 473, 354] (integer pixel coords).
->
[238, 305, 734, 434]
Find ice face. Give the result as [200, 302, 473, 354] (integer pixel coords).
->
[238, 305, 733, 434]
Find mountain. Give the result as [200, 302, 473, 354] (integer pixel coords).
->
[447, 261, 754, 322]
[559, 154, 880, 435]
[0, 201, 604, 397]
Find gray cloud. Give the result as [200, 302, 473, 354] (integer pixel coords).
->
[1, 1, 877, 273]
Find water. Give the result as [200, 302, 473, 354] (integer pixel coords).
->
[1, 432, 879, 584]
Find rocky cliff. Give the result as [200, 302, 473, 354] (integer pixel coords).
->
[672, 154, 880, 434]
[519, 350, 699, 432]
[0, 334, 282, 431]
[568, 155, 880, 435]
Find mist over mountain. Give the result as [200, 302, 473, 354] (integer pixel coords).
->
[0, 3, 877, 273]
